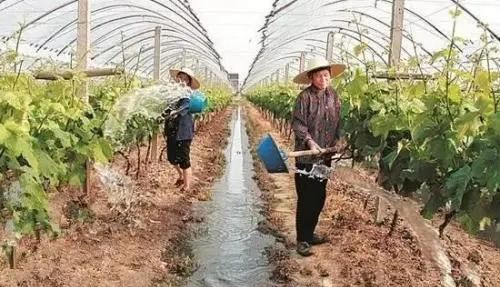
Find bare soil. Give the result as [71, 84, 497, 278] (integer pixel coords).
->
[245, 103, 500, 287]
[0, 108, 232, 287]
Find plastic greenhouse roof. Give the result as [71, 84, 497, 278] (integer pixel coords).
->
[243, 0, 500, 89]
[0, 0, 228, 82]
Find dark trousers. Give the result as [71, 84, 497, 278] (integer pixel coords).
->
[295, 163, 328, 242]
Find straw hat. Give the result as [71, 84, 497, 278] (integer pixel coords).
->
[293, 57, 346, 84]
[169, 67, 201, 89]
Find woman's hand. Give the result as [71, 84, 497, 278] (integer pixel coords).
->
[335, 137, 347, 153]
[307, 139, 325, 154]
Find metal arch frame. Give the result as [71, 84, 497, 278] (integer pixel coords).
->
[154, 55, 228, 83]
[125, 43, 217, 71]
[156, 55, 220, 80]
[39, 12, 207, 55]
[115, 38, 223, 71]
[9, 0, 215, 48]
[257, 1, 463, 58]
[99, 33, 212, 65]
[100, 37, 184, 65]
[261, 9, 436, 58]
[0, 1, 222, 69]
[245, 47, 368, 88]
[328, 11, 437, 56]
[87, 22, 220, 60]
[46, 3, 217, 56]
[156, 50, 225, 77]
[135, 46, 224, 76]
[303, 37, 388, 65]
[0, 0, 229, 83]
[54, 15, 223, 68]
[252, 26, 397, 69]
[158, 56, 229, 84]
[250, 33, 387, 80]
[246, 54, 303, 79]
[317, 0, 462, 49]
[244, 46, 360, 88]
[322, 1, 464, 51]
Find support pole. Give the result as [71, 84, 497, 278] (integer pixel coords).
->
[389, 0, 405, 68]
[284, 63, 290, 83]
[77, 0, 91, 195]
[77, 0, 90, 103]
[299, 52, 306, 73]
[151, 26, 161, 164]
[276, 69, 281, 84]
[181, 49, 186, 67]
[326, 32, 335, 62]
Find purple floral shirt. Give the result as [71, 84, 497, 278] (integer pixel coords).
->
[292, 85, 341, 164]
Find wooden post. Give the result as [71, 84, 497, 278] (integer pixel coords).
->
[375, 196, 385, 224]
[299, 52, 306, 73]
[326, 32, 335, 62]
[77, 0, 91, 195]
[8, 245, 16, 269]
[77, 0, 90, 102]
[389, 0, 405, 68]
[151, 26, 161, 164]
[181, 49, 186, 67]
[284, 63, 290, 83]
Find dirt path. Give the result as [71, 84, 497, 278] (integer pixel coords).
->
[0, 108, 233, 287]
[245, 103, 500, 287]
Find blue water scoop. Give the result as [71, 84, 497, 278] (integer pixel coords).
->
[256, 134, 337, 174]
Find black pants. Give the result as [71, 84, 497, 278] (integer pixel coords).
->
[295, 163, 328, 242]
[166, 136, 192, 170]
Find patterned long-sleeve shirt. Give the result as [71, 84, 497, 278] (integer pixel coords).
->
[292, 85, 342, 164]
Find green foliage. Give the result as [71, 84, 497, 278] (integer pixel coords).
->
[248, 45, 500, 235]
[201, 85, 233, 112]
[246, 85, 297, 121]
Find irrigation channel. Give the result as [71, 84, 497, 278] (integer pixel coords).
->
[185, 106, 275, 286]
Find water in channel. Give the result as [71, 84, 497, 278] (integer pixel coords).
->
[185, 106, 274, 287]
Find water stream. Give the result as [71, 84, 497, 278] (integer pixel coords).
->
[185, 107, 274, 287]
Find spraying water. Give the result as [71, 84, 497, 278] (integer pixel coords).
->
[103, 82, 192, 146]
[93, 163, 138, 215]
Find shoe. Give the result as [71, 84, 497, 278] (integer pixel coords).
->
[174, 179, 184, 187]
[308, 234, 328, 245]
[296, 241, 313, 257]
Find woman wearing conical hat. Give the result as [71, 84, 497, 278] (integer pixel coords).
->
[291, 57, 347, 256]
[165, 67, 200, 192]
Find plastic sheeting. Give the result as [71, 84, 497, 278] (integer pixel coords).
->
[243, 0, 500, 89]
[0, 0, 229, 83]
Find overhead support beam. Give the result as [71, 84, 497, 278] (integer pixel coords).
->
[34, 68, 123, 80]
[373, 72, 434, 80]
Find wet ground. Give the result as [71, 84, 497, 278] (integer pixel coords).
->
[185, 107, 274, 287]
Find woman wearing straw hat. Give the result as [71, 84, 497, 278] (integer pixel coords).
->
[165, 67, 201, 192]
[291, 56, 346, 256]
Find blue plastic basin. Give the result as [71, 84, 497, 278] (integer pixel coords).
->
[256, 134, 288, 173]
[189, 91, 208, 113]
